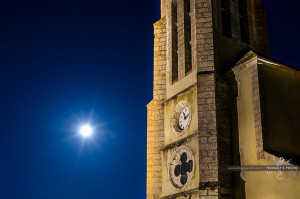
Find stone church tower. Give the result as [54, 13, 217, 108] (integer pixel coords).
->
[147, 0, 300, 198]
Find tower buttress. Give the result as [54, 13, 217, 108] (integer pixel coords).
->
[146, 18, 166, 199]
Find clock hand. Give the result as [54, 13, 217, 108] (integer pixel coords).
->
[184, 113, 190, 120]
[182, 112, 186, 118]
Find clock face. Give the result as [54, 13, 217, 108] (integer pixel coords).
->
[168, 145, 194, 188]
[178, 107, 191, 131]
[171, 100, 192, 134]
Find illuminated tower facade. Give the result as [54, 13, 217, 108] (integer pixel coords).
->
[147, 0, 268, 198]
[147, 0, 299, 198]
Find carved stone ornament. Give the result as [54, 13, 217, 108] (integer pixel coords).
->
[168, 145, 195, 188]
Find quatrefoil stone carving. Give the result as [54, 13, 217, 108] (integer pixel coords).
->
[169, 145, 195, 188]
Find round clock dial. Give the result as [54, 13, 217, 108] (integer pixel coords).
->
[178, 107, 191, 131]
[168, 145, 194, 188]
[171, 100, 192, 134]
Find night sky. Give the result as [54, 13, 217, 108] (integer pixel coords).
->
[0, 0, 299, 199]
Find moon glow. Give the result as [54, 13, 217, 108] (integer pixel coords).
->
[79, 124, 93, 138]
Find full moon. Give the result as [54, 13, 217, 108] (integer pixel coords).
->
[79, 124, 93, 138]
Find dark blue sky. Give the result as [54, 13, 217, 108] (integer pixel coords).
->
[0, 0, 299, 199]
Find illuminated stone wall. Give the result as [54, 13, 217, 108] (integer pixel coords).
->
[232, 55, 300, 199]
[146, 18, 166, 199]
[147, 0, 272, 198]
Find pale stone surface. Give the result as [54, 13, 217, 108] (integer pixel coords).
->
[147, 0, 277, 198]
[147, 18, 166, 199]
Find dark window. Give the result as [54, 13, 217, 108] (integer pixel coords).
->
[171, 1, 178, 83]
[221, 0, 232, 37]
[238, 0, 249, 43]
[184, 0, 192, 75]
